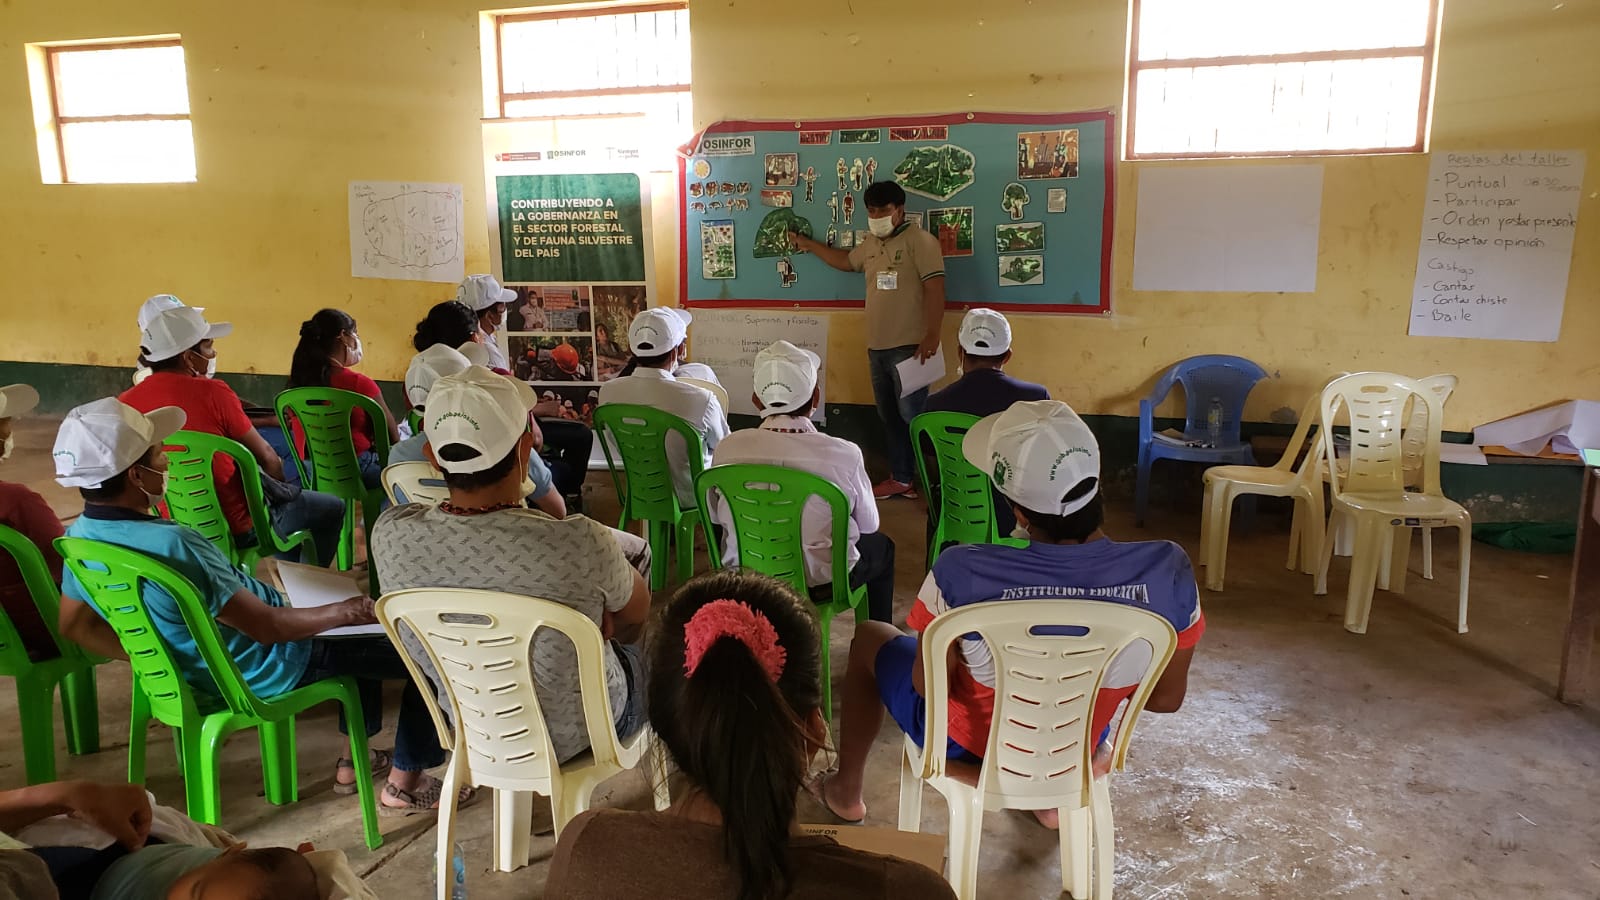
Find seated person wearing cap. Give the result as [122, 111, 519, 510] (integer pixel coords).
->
[597, 307, 729, 509]
[53, 399, 464, 814]
[707, 342, 896, 623]
[121, 304, 345, 565]
[816, 401, 1204, 827]
[457, 274, 514, 372]
[0, 385, 64, 662]
[372, 369, 653, 763]
[391, 346, 565, 518]
[130, 294, 190, 386]
[924, 307, 1049, 536]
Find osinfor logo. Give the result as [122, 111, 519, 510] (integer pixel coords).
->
[701, 134, 755, 157]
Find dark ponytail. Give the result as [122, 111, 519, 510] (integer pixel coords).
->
[412, 300, 478, 352]
[287, 308, 355, 389]
[649, 572, 822, 900]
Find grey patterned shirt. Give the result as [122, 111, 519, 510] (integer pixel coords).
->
[372, 504, 636, 763]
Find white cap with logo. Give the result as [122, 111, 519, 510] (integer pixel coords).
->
[753, 341, 821, 417]
[958, 308, 1012, 355]
[405, 345, 474, 408]
[140, 307, 233, 363]
[137, 294, 202, 331]
[456, 274, 516, 312]
[424, 368, 538, 474]
[53, 398, 186, 489]
[0, 385, 40, 420]
[627, 307, 692, 356]
[963, 400, 1100, 516]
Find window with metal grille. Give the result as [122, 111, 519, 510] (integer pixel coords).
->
[35, 38, 196, 183]
[1127, 0, 1440, 159]
[493, 3, 691, 130]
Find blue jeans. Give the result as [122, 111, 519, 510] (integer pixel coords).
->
[611, 640, 649, 740]
[298, 636, 446, 772]
[269, 489, 345, 566]
[868, 345, 929, 484]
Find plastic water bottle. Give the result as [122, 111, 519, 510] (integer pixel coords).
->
[1206, 397, 1224, 447]
[431, 841, 467, 899]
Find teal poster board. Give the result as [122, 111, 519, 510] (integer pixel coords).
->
[679, 112, 1113, 314]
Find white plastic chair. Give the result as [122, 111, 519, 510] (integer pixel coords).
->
[897, 600, 1178, 900]
[1199, 388, 1326, 591]
[380, 461, 447, 506]
[375, 588, 667, 893]
[1401, 375, 1459, 581]
[1313, 373, 1471, 634]
[677, 376, 730, 412]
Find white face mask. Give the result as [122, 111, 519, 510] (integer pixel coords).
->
[345, 335, 364, 367]
[137, 465, 168, 504]
[0, 434, 13, 463]
[204, 354, 217, 378]
[1010, 523, 1031, 541]
[519, 474, 539, 503]
[867, 215, 896, 238]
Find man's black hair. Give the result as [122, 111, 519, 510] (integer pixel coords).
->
[1013, 478, 1103, 543]
[863, 181, 906, 208]
[437, 443, 521, 492]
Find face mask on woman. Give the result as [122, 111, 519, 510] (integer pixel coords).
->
[136, 465, 168, 504]
[189, 349, 217, 379]
[344, 334, 364, 367]
[0, 434, 13, 463]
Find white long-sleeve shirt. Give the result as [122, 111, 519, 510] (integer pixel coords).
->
[597, 367, 729, 507]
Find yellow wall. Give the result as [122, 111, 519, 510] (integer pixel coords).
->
[1, 0, 1596, 428]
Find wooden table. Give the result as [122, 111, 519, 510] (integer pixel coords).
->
[1558, 465, 1600, 703]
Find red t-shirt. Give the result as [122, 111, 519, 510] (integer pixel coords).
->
[289, 368, 383, 457]
[0, 481, 66, 660]
[122, 372, 257, 534]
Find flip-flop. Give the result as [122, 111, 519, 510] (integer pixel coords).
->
[333, 748, 394, 796]
[803, 772, 864, 826]
[380, 775, 479, 817]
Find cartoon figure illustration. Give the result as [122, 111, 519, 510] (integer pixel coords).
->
[842, 192, 855, 226]
[850, 158, 865, 191]
[803, 166, 817, 202]
[865, 157, 877, 183]
[721, 182, 736, 195]
[778, 256, 797, 288]
[690, 201, 706, 213]
[836, 158, 848, 191]
[828, 191, 840, 224]
[736, 181, 751, 194]
[688, 182, 703, 198]
[825, 224, 837, 247]
[706, 181, 719, 197]
[708, 200, 724, 210]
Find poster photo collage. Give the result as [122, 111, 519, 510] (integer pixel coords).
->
[501, 281, 648, 427]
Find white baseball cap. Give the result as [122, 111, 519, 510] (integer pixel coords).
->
[753, 341, 820, 417]
[628, 307, 692, 355]
[53, 398, 185, 489]
[405, 345, 473, 408]
[958, 308, 1012, 355]
[140, 306, 233, 363]
[0, 384, 41, 419]
[137, 294, 202, 331]
[456, 274, 516, 312]
[455, 340, 491, 368]
[962, 400, 1100, 516]
[424, 368, 537, 474]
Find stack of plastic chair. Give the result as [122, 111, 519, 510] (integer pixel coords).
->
[0, 525, 104, 784]
[1136, 355, 1267, 526]
[1313, 373, 1472, 634]
[380, 461, 448, 506]
[57, 537, 382, 847]
[162, 430, 318, 571]
[898, 599, 1177, 899]
[376, 588, 666, 892]
[592, 404, 703, 591]
[695, 464, 866, 721]
[910, 412, 1000, 567]
[1199, 389, 1326, 591]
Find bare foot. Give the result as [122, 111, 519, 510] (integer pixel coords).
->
[1031, 808, 1061, 830]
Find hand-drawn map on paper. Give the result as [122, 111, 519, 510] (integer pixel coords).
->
[348, 180, 465, 283]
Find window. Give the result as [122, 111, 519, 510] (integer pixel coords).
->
[1126, 0, 1440, 159]
[29, 38, 196, 183]
[492, 3, 691, 130]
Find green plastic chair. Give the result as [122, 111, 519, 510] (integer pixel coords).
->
[0, 525, 103, 784]
[694, 464, 867, 720]
[162, 430, 318, 574]
[275, 387, 390, 596]
[404, 408, 422, 438]
[592, 404, 704, 591]
[56, 537, 383, 849]
[911, 412, 1002, 567]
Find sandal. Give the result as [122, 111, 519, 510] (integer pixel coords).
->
[380, 775, 478, 817]
[333, 748, 394, 796]
[803, 772, 865, 825]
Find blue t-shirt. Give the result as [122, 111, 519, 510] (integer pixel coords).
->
[388, 433, 554, 500]
[61, 509, 312, 702]
[924, 367, 1049, 418]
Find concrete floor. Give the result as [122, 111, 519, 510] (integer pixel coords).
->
[3, 418, 1599, 898]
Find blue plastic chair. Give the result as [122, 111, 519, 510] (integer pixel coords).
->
[1136, 354, 1267, 526]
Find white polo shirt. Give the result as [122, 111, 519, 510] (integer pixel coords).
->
[597, 367, 729, 507]
[479, 329, 510, 371]
[707, 414, 878, 587]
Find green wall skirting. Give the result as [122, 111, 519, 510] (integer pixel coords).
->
[2, 359, 1579, 524]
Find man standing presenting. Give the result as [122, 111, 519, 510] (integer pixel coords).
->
[790, 181, 944, 499]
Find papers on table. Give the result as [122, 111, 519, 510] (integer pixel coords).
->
[895, 345, 947, 398]
[1439, 443, 1487, 466]
[1473, 400, 1600, 456]
[274, 561, 385, 637]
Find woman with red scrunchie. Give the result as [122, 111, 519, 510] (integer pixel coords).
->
[546, 571, 955, 900]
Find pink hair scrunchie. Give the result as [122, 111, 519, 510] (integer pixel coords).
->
[683, 599, 788, 683]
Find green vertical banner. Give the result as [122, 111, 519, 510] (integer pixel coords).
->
[498, 173, 646, 283]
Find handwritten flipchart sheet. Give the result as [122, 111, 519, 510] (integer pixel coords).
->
[1409, 151, 1585, 341]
